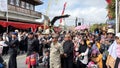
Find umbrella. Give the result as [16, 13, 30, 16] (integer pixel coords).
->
[75, 25, 89, 30]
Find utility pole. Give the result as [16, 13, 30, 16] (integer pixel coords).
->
[75, 17, 78, 27]
[78, 18, 84, 25]
[116, 0, 119, 33]
[82, 18, 84, 25]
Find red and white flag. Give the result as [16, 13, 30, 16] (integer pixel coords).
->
[106, 0, 112, 4]
[60, 2, 67, 23]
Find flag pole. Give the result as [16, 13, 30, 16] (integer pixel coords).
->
[115, 0, 118, 33]
[6, 0, 8, 33]
[60, 2, 67, 25]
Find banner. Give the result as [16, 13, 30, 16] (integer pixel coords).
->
[0, 0, 8, 12]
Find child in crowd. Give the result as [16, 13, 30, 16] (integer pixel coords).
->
[42, 50, 49, 68]
[26, 52, 39, 68]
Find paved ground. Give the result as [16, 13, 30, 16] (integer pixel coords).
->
[3, 54, 45, 68]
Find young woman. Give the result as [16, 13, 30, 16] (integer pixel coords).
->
[76, 39, 89, 68]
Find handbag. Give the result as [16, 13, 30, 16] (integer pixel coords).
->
[106, 55, 115, 68]
[79, 56, 84, 60]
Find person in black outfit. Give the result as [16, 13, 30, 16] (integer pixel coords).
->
[27, 32, 39, 68]
[19, 36, 26, 54]
[8, 32, 19, 68]
[63, 34, 74, 68]
[76, 39, 88, 68]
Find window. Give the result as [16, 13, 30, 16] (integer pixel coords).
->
[26, 3, 29, 9]
[30, 4, 34, 10]
[10, 0, 15, 5]
[16, 0, 19, 6]
[21, 1, 25, 8]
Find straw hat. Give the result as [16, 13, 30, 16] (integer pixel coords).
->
[107, 29, 114, 34]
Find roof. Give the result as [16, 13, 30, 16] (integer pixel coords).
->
[21, 0, 43, 5]
[34, 0, 43, 5]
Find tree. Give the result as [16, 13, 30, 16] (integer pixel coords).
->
[89, 23, 107, 32]
[106, 0, 115, 19]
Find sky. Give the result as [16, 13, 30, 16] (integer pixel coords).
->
[35, 0, 108, 26]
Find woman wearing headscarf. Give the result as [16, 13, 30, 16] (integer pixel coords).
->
[91, 49, 103, 68]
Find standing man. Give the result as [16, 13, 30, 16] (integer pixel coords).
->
[27, 32, 39, 68]
[63, 34, 74, 68]
[8, 32, 19, 68]
[27, 32, 39, 56]
[50, 34, 64, 68]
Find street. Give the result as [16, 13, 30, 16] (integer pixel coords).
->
[3, 54, 27, 68]
[3, 54, 45, 68]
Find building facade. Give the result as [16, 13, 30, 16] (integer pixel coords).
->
[0, 0, 43, 32]
[0, 0, 43, 23]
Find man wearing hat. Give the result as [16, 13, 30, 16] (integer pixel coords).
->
[107, 28, 115, 43]
[100, 28, 115, 68]
[50, 34, 64, 68]
[8, 32, 19, 68]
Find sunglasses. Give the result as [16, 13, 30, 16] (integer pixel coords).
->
[52, 37, 57, 39]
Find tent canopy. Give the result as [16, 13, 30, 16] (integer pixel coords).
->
[0, 20, 43, 32]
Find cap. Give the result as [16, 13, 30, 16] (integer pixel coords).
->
[28, 32, 34, 35]
[12, 32, 18, 36]
[15, 30, 19, 33]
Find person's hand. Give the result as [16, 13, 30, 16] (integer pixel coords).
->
[78, 54, 81, 57]
[64, 54, 67, 57]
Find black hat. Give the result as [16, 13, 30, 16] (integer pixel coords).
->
[28, 32, 34, 35]
[11, 32, 18, 36]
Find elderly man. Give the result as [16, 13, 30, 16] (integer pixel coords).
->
[50, 34, 64, 68]
[62, 34, 74, 68]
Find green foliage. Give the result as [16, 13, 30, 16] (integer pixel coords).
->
[90, 24, 98, 32]
[107, 0, 115, 19]
[90, 23, 107, 32]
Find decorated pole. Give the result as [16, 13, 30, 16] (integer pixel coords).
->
[60, 2, 67, 25]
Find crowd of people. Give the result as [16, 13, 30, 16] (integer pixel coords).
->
[0, 27, 119, 68]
